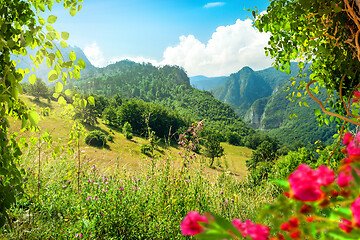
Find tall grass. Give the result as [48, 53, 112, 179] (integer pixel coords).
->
[2, 148, 277, 239]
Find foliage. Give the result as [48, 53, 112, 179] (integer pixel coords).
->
[226, 131, 242, 146]
[28, 78, 50, 101]
[0, 0, 85, 228]
[74, 61, 254, 138]
[203, 134, 224, 167]
[254, 0, 360, 130]
[122, 122, 133, 140]
[85, 130, 107, 147]
[1, 145, 274, 239]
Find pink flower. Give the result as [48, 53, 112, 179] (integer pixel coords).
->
[288, 164, 334, 201]
[339, 218, 353, 233]
[232, 219, 269, 240]
[343, 133, 353, 145]
[338, 165, 357, 187]
[347, 136, 360, 161]
[351, 196, 360, 226]
[180, 211, 208, 236]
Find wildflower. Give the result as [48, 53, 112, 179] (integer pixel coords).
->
[86, 196, 92, 201]
[339, 218, 353, 233]
[132, 186, 137, 191]
[351, 196, 360, 226]
[288, 164, 334, 201]
[62, 185, 67, 188]
[232, 219, 269, 240]
[180, 211, 208, 236]
[119, 187, 124, 191]
[75, 233, 82, 238]
[343, 133, 353, 145]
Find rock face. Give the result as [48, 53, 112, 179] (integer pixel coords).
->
[244, 97, 269, 129]
[212, 66, 273, 116]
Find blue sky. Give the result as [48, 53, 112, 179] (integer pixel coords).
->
[50, 0, 272, 76]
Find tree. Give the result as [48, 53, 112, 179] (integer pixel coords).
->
[0, 0, 83, 227]
[246, 140, 278, 172]
[254, 0, 360, 130]
[204, 134, 224, 167]
[29, 78, 49, 101]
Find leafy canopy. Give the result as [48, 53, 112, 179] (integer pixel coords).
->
[254, 0, 360, 127]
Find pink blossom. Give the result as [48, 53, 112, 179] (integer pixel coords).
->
[337, 165, 360, 187]
[232, 219, 269, 240]
[351, 196, 360, 225]
[343, 133, 353, 145]
[339, 218, 353, 233]
[180, 211, 208, 236]
[288, 164, 334, 201]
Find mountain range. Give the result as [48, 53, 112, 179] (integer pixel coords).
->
[190, 65, 336, 145]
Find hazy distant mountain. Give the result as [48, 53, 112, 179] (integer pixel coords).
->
[190, 75, 227, 91]
[14, 45, 96, 84]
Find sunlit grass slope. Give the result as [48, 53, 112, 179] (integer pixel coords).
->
[11, 95, 252, 179]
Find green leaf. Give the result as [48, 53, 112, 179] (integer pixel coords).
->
[48, 70, 58, 82]
[314, 109, 322, 116]
[88, 96, 95, 106]
[60, 41, 68, 48]
[55, 82, 63, 93]
[65, 89, 72, 96]
[69, 51, 76, 61]
[58, 96, 67, 105]
[61, 32, 69, 40]
[38, 17, 46, 25]
[29, 110, 40, 126]
[324, 118, 330, 125]
[77, 59, 86, 69]
[70, 6, 77, 16]
[47, 15, 57, 24]
[46, 25, 54, 32]
[53, 93, 59, 99]
[79, 99, 87, 108]
[29, 74, 36, 84]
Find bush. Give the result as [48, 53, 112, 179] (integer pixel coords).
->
[85, 130, 107, 147]
[140, 144, 152, 156]
[122, 122, 133, 140]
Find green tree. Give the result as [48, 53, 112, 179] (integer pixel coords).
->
[122, 122, 133, 140]
[204, 134, 224, 167]
[29, 78, 49, 101]
[0, 0, 83, 227]
[254, 0, 360, 129]
[246, 140, 278, 171]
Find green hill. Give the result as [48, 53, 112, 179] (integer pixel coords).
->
[72, 60, 254, 137]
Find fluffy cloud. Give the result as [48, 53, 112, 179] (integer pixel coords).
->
[161, 19, 272, 76]
[83, 19, 272, 77]
[204, 2, 225, 8]
[84, 42, 107, 68]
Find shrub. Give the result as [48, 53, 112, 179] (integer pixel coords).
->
[85, 130, 107, 147]
[140, 144, 152, 156]
[122, 122, 133, 140]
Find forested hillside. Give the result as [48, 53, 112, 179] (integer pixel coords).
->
[207, 64, 337, 146]
[72, 60, 254, 137]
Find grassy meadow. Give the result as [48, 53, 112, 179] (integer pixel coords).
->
[2, 96, 276, 239]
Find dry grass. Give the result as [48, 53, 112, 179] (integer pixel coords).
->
[11, 95, 252, 179]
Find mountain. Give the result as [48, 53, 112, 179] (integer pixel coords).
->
[14, 45, 96, 84]
[211, 66, 273, 116]
[73, 60, 254, 137]
[209, 64, 337, 145]
[190, 75, 227, 91]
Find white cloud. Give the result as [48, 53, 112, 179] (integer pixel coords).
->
[84, 42, 107, 68]
[204, 2, 225, 8]
[83, 19, 272, 77]
[160, 19, 272, 77]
